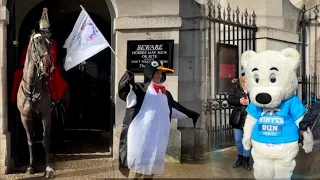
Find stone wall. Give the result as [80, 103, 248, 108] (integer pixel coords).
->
[0, 0, 10, 175]
[113, 0, 181, 123]
[287, 0, 320, 76]
[113, 28, 181, 126]
[290, 0, 320, 9]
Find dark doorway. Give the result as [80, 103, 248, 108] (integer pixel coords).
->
[10, 1, 113, 169]
[50, 12, 111, 131]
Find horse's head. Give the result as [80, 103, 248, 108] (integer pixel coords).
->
[30, 31, 54, 77]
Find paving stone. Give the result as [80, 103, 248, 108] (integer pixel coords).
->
[3, 142, 320, 179]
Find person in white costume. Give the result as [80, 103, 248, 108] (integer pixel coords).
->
[241, 48, 314, 179]
[118, 60, 200, 179]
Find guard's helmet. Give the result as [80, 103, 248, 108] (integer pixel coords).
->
[39, 8, 50, 32]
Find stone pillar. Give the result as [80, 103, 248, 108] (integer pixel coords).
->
[178, 0, 206, 160]
[0, 3, 11, 175]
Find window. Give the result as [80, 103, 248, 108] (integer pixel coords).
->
[215, 43, 239, 94]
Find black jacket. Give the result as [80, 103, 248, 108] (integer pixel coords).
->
[300, 102, 320, 131]
[227, 79, 249, 129]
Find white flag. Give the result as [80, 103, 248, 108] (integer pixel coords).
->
[63, 6, 110, 71]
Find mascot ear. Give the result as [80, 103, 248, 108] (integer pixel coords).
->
[280, 48, 300, 70]
[241, 50, 256, 68]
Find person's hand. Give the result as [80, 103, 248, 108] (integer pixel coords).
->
[240, 97, 249, 105]
[125, 71, 134, 85]
[302, 127, 314, 153]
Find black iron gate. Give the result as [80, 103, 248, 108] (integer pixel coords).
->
[203, 2, 258, 151]
[298, 5, 320, 105]
[297, 5, 320, 142]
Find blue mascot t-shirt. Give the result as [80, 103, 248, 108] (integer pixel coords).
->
[246, 95, 306, 144]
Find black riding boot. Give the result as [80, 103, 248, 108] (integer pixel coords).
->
[242, 156, 252, 171]
[233, 154, 243, 168]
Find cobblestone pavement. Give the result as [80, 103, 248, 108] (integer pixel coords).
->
[3, 143, 320, 179]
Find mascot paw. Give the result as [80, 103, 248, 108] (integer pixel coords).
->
[302, 128, 314, 154]
[242, 138, 252, 150]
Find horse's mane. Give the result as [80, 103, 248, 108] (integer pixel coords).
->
[29, 27, 50, 38]
[29, 29, 42, 38]
[29, 20, 51, 39]
[30, 21, 41, 37]
[30, 30, 36, 37]
[26, 32, 36, 66]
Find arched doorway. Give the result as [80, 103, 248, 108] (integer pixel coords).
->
[8, 0, 115, 169]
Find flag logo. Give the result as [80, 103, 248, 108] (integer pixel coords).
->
[86, 20, 99, 41]
[79, 17, 99, 42]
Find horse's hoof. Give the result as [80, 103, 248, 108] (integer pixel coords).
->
[26, 167, 35, 174]
[44, 170, 54, 179]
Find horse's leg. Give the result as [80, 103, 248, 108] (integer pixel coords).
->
[21, 114, 36, 174]
[41, 112, 54, 178]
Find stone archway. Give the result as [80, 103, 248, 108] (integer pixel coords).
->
[1, 0, 118, 174]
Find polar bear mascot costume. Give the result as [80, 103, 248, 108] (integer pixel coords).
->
[241, 48, 314, 179]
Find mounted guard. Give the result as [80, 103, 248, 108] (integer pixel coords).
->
[11, 8, 68, 104]
[11, 8, 68, 179]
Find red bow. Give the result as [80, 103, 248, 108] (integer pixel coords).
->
[153, 83, 166, 94]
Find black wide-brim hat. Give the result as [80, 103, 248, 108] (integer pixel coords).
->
[143, 60, 174, 83]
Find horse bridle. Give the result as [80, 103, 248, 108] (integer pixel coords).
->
[21, 33, 53, 102]
[31, 33, 53, 77]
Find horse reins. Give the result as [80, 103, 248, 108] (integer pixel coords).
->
[21, 33, 53, 102]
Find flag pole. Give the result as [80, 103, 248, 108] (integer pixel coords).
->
[80, 5, 85, 10]
[79, 4, 128, 72]
[109, 45, 128, 72]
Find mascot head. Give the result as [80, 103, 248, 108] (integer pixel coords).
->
[143, 60, 174, 83]
[241, 48, 300, 108]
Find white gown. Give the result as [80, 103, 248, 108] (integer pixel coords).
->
[126, 83, 188, 175]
